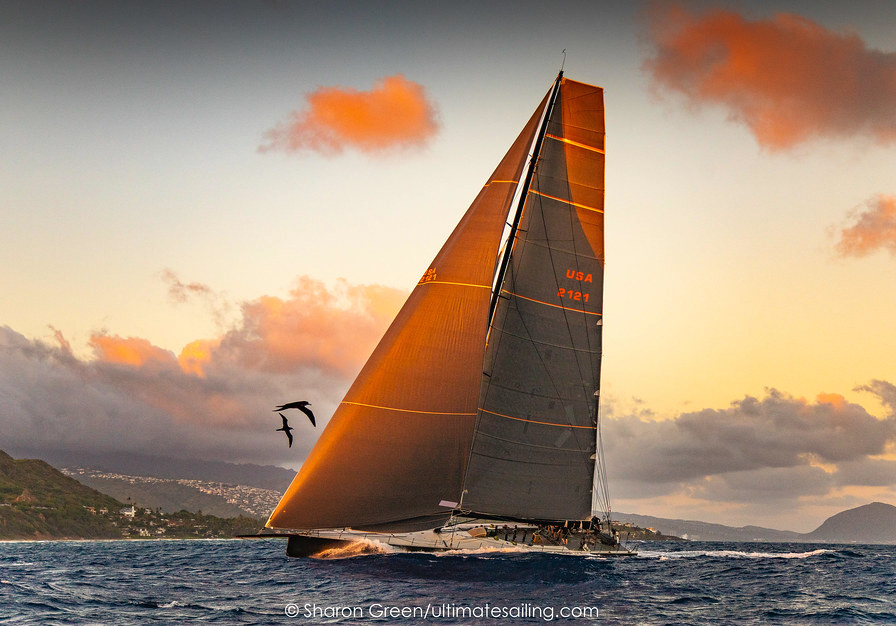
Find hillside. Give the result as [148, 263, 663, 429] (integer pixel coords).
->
[0, 450, 263, 540]
[0, 450, 124, 538]
[806, 502, 896, 544]
[63, 468, 281, 518]
[616, 512, 803, 542]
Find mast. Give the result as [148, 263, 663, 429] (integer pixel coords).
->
[488, 71, 564, 326]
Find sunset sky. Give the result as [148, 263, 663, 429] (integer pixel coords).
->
[3, 0, 896, 532]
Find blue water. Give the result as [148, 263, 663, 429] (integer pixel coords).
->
[1, 539, 894, 624]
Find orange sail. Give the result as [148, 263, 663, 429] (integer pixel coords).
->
[267, 90, 550, 532]
[267, 75, 607, 533]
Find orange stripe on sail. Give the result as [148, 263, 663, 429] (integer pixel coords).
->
[500, 289, 603, 316]
[479, 408, 596, 430]
[530, 189, 604, 214]
[417, 280, 492, 289]
[545, 133, 605, 154]
[342, 401, 476, 417]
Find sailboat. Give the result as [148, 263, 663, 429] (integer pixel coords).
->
[265, 72, 633, 557]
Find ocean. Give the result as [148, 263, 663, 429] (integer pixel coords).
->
[1, 539, 894, 624]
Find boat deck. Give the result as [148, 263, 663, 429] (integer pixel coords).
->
[284, 524, 636, 557]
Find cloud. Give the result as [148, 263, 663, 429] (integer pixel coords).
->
[859, 379, 896, 412]
[90, 334, 178, 369]
[0, 276, 405, 467]
[259, 74, 440, 156]
[643, 3, 896, 150]
[161, 268, 232, 328]
[836, 195, 896, 257]
[162, 268, 214, 304]
[604, 388, 896, 503]
[211, 276, 406, 378]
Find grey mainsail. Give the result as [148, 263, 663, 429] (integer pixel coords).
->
[461, 77, 606, 522]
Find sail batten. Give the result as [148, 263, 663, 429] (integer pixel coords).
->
[498, 289, 603, 315]
[529, 189, 604, 213]
[478, 409, 598, 430]
[416, 281, 492, 289]
[341, 401, 477, 416]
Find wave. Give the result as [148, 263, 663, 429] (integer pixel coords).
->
[311, 539, 398, 560]
[640, 548, 832, 560]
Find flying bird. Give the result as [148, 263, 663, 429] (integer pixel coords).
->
[273, 400, 316, 427]
[276, 413, 294, 448]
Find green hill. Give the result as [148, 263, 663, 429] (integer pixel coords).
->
[0, 450, 263, 540]
[0, 450, 123, 538]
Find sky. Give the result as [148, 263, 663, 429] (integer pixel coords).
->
[3, 0, 896, 532]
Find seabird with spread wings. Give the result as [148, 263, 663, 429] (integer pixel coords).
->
[276, 413, 294, 448]
[273, 400, 316, 427]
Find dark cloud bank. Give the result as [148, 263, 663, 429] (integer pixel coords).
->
[604, 384, 896, 505]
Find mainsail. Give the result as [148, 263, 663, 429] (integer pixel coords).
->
[462, 78, 606, 522]
[267, 74, 605, 533]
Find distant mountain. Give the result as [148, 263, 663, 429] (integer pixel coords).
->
[616, 512, 803, 542]
[67, 472, 251, 518]
[10, 449, 296, 492]
[63, 468, 282, 519]
[806, 502, 896, 544]
[618, 503, 896, 544]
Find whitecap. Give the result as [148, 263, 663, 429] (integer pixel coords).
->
[641, 548, 832, 560]
[311, 538, 398, 560]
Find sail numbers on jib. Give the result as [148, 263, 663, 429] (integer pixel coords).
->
[419, 268, 437, 285]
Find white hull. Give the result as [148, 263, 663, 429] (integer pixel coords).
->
[284, 525, 636, 558]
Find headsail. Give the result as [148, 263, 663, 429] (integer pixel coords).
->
[461, 77, 606, 523]
[266, 89, 551, 533]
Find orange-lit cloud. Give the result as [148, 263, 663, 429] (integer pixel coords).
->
[0, 276, 406, 467]
[215, 277, 406, 378]
[177, 339, 219, 377]
[259, 74, 440, 155]
[836, 194, 896, 257]
[816, 392, 847, 409]
[90, 334, 177, 368]
[644, 4, 896, 150]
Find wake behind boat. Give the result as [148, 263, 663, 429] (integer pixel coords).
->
[265, 71, 635, 557]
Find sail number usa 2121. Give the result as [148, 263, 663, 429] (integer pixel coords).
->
[558, 269, 592, 303]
